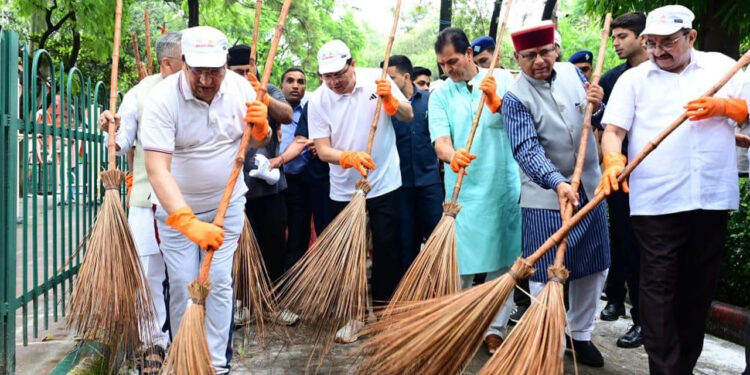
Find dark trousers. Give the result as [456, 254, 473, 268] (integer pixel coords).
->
[245, 192, 288, 283]
[398, 184, 443, 273]
[605, 190, 641, 324]
[632, 210, 729, 375]
[283, 173, 313, 270]
[306, 175, 333, 236]
[331, 188, 403, 304]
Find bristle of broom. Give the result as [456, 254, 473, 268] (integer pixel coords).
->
[161, 280, 214, 375]
[233, 217, 286, 347]
[478, 265, 569, 375]
[358, 257, 533, 375]
[68, 169, 154, 371]
[274, 187, 369, 362]
[383, 202, 461, 318]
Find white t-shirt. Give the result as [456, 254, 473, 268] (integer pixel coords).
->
[140, 70, 255, 213]
[308, 67, 405, 201]
[602, 49, 743, 216]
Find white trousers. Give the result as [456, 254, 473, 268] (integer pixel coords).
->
[155, 200, 244, 374]
[128, 206, 169, 348]
[529, 269, 608, 341]
[461, 267, 515, 339]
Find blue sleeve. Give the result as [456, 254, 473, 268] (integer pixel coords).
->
[502, 92, 567, 190]
[576, 66, 605, 130]
[294, 103, 309, 138]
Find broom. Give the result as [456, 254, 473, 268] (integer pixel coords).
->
[232, 0, 284, 348]
[160, 2, 294, 374]
[477, 13, 612, 375]
[273, 0, 402, 363]
[131, 31, 147, 81]
[383, 0, 514, 317]
[144, 9, 153, 75]
[359, 48, 750, 375]
[67, 0, 154, 369]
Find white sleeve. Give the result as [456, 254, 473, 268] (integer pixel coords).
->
[140, 91, 176, 154]
[601, 71, 636, 131]
[102, 89, 138, 155]
[308, 94, 330, 140]
[387, 75, 408, 102]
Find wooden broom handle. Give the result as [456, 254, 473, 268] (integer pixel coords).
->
[131, 32, 147, 81]
[449, 0, 513, 203]
[364, 0, 402, 157]
[249, 0, 263, 76]
[552, 13, 611, 268]
[199, 0, 293, 281]
[145, 10, 153, 75]
[528, 48, 750, 267]
[107, 0, 123, 171]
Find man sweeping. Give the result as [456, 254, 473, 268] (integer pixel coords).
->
[428, 27, 521, 355]
[141, 26, 269, 374]
[98, 31, 182, 373]
[307, 39, 413, 342]
[501, 21, 610, 367]
[600, 5, 748, 374]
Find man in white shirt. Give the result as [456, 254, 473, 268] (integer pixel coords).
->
[140, 26, 270, 374]
[97, 31, 182, 372]
[307, 39, 413, 341]
[599, 6, 749, 374]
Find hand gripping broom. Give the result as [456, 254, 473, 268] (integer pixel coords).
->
[130, 31, 147, 81]
[360, 47, 750, 375]
[67, 0, 155, 370]
[232, 0, 285, 349]
[273, 0, 402, 363]
[144, 10, 153, 75]
[478, 13, 612, 375]
[160, 1, 294, 373]
[383, 0, 514, 317]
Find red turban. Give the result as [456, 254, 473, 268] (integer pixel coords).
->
[511, 21, 556, 52]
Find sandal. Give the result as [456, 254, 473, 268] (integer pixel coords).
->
[140, 345, 166, 375]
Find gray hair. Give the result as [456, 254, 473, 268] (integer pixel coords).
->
[155, 31, 182, 62]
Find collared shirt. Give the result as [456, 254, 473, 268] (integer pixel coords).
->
[308, 67, 406, 201]
[244, 83, 288, 198]
[280, 101, 311, 175]
[141, 69, 255, 213]
[105, 75, 165, 156]
[391, 86, 441, 187]
[602, 49, 744, 216]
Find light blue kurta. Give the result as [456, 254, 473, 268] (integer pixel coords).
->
[428, 68, 522, 275]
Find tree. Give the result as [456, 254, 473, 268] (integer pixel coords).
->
[583, 0, 750, 59]
[187, 0, 198, 26]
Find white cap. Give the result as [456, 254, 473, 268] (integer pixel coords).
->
[641, 5, 694, 36]
[317, 40, 352, 74]
[554, 29, 562, 48]
[181, 26, 228, 68]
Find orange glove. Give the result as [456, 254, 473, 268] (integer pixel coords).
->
[479, 76, 503, 113]
[248, 74, 270, 106]
[244, 101, 270, 141]
[339, 151, 376, 176]
[684, 97, 749, 123]
[375, 79, 400, 116]
[450, 148, 477, 173]
[166, 206, 225, 250]
[595, 151, 629, 196]
[125, 173, 133, 202]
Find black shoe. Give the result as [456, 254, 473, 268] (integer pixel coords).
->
[508, 304, 528, 325]
[616, 324, 643, 348]
[600, 303, 625, 321]
[570, 339, 604, 367]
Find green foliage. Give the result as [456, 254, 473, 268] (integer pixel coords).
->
[718, 177, 750, 308]
[556, 0, 621, 72]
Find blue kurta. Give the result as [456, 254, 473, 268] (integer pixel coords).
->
[428, 68, 522, 275]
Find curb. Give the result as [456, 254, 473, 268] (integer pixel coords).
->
[706, 301, 749, 346]
[50, 341, 109, 375]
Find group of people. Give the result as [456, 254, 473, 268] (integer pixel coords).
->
[97, 4, 749, 374]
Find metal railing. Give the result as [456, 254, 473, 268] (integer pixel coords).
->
[0, 29, 128, 374]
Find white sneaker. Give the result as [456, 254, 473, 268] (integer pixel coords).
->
[234, 305, 252, 327]
[334, 320, 364, 344]
[271, 309, 300, 326]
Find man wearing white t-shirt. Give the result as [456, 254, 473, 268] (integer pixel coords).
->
[307, 40, 413, 333]
[140, 26, 270, 374]
[599, 6, 749, 374]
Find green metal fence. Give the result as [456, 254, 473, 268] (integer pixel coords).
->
[0, 29, 128, 374]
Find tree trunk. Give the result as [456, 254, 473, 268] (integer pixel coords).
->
[697, 0, 740, 59]
[489, 0, 501, 41]
[188, 0, 200, 27]
[542, 0, 556, 21]
[437, 0, 452, 76]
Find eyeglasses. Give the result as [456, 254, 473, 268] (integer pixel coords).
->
[321, 64, 350, 83]
[645, 32, 688, 52]
[187, 65, 225, 78]
[518, 47, 556, 61]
